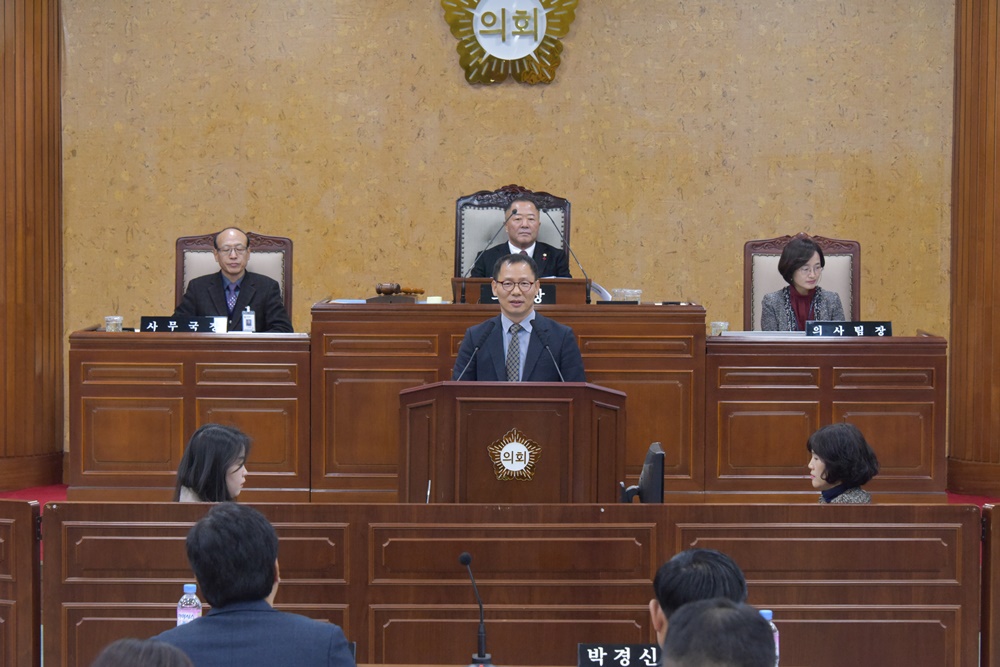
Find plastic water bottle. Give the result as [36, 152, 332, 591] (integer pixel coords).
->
[176, 583, 202, 626]
[759, 609, 779, 666]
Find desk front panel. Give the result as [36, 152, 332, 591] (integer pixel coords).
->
[706, 335, 947, 497]
[68, 332, 311, 500]
[311, 303, 706, 501]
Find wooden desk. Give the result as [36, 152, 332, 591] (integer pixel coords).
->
[310, 302, 706, 502]
[705, 333, 947, 502]
[67, 331, 312, 501]
[40, 502, 982, 667]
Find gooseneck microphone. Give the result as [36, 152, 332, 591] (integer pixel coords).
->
[459, 552, 493, 666]
[534, 327, 566, 382]
[541, 208, 592, 304]
[454, 320, 497, 381]
[461, 208, 519, 303]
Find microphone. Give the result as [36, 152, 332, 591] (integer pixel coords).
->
[541, 208, 591, 304]
[534, 326, 566, 382]
[459, 552, 493, 666]
[461, 208, 519, 303]
[454, 320, 497, 381]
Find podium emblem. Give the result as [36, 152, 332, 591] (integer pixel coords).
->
[488, 428, 541, 480]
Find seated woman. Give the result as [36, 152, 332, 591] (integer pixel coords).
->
[806, 423, 880, 504]
[173, 423, 250, 502]
[760, 236, 845, 331]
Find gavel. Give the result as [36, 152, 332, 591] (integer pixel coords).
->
[375, 283, 425, 296]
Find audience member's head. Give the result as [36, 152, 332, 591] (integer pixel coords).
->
[173, 423, 250, 502]
[186, 502, 278, 608]
[91, 638, 193, 667]
[806, 422, 880, 491]
[649, 548, 748, 646]
[661, 598, 775, 667]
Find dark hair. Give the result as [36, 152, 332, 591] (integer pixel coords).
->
[173, 424, 251, 502]
[91, 638, 193, 667]
[505, 195, 538, 215]
[186, 502, 278, 608]
[807, 422, 880, 488]
[652, 549, 748, 618]
[662, 598, 775, 667]
[213, 227, 250, 250]
[777, 236, 825, 284]
[492, 253, 539, 281]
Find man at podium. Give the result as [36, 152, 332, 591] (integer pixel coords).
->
[452, 253, 585, 382]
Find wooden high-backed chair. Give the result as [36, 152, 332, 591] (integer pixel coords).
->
[454, 184, 571, 277]
[743, 233, 860, 331]
[175, 231, 294, 319]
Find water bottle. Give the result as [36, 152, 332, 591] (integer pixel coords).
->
[176, 583, 202, 626]
[760, 609, 779, 666]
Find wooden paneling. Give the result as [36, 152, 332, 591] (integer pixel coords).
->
[67, 332, 311, 500]
[985, 504, 1000, 666]
[0, 0, 62, 488]
[40, 502, 981, 667]
[0, 500, 39, 667]
[706, 334, 948, 501]
[952, 0, 1000, 495]
[311, 303, 706, 502]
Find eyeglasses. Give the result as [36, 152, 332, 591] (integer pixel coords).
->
[496, 280, 536, 292]
[217, 245, 248, 255]
[796, 264, 823, 276]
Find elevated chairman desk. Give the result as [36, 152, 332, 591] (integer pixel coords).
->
[67, 304, 946, 501]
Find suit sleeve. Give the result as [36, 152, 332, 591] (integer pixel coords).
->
[260, 280, 293, 332]
[469, 253, 489, 278]
[172, 282, 200, 319]
[557, 326, 586, 382]
[452, 329, 478, 380]
[824, 290, 845, 321]
[554, 248, 572, 278]
[760, 292, 780, 331]
[325, 623, 356, 667]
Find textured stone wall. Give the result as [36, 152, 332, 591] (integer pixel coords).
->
[61, 1, 954, 335]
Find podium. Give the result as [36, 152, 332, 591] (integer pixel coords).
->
[451, 277, 591, 304]
[399, 381, 626, 503]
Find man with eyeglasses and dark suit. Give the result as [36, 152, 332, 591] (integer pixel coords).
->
[452, 253, 585, 382]
[173, 227, 292, 332]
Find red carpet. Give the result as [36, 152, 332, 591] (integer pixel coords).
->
[0, 484, 995, 508]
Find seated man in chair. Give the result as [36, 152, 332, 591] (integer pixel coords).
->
[469, 196, 571, 278]
[173, 227, 293, 332]
[453, 253, 584, 382]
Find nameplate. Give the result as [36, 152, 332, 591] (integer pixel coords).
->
[805, 320, 892, 337]
[140, 316, 227, 333]
[577, 644, 659, 667]
[479, 283, 557, 304]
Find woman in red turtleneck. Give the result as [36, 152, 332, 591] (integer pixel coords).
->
[760, 236, 845, 331]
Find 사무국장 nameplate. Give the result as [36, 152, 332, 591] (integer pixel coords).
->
[140, 316, 227, 333]
[805, 320, 892, 337]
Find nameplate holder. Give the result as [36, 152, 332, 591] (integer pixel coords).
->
[577, 644, 659, 667]
[805, 320, 892, 337]
[140, 316, 227, 333]
[479, 284, 557, 304]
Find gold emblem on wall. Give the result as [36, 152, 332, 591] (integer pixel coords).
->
[487, 428, 541, 480]
[441, 0, 578, 84]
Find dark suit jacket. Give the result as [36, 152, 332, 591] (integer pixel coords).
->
[452, 312, 586, 382]
[173, 270, 293, 333]
[469, 241, 571, 278]
[155, 599, 355, 667]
